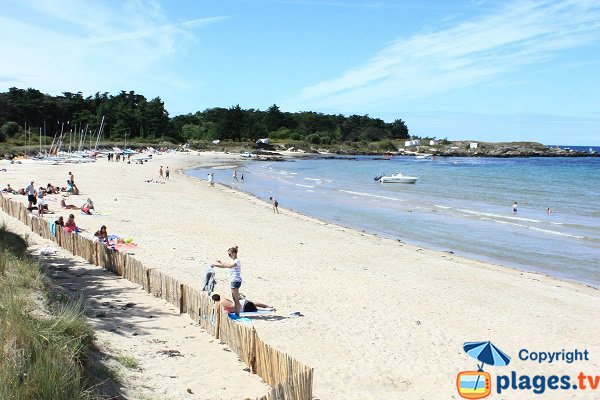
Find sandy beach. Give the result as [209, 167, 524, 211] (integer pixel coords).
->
[2, 151, 599, 400]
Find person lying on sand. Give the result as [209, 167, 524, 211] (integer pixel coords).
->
[211, 293, 275, 313]
[61, 199, 80, 210]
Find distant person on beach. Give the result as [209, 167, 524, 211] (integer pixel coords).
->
[547, 207, 553, 214]
[3, 184, 14, 193]
[211, 293, 275, 313]
[232, 169, 239, 182]
[55, 216, 64, 227]
[26, 181, 36, 208]
[37, 188, 45, 216]
[61, 198, 80, 209]
[64, 214, 82, 233]
[159, 166, 164, 179]
[94, 225, 109, 244]
[81, 198, 95, 215]
[208, 173, 214, 186]
[47, 183, 59, 194]
[241, 173, 244, 182]
[212, 245, 242, 316]
[269, 197, 279, 213]
[512, 202, 518, 213]
[165, 166, 170, 180]
[68, 171, 74, 185]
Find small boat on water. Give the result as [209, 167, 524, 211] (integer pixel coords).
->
[374, 172, 419, 184]
[415, 154, 432, 159]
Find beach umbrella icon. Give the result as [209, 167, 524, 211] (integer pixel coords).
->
[462, 341, 510, 395]
[463, 341, 511, 371]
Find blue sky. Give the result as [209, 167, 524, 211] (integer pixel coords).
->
[1, 0, 599, 145]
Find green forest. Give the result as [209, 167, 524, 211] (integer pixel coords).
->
[0, 88, 409, 148]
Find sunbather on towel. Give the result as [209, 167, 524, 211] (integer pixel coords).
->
[211, 293, 275, 313]
[61, 198, 80, 209]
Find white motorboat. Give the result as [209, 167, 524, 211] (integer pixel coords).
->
[374, 172, 419, 184]
[415, 154, 432, 159]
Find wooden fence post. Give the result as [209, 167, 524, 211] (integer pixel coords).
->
[179, 283, 185, 314]
[251, 328, 257, 374]
[146, 269, 151, 294]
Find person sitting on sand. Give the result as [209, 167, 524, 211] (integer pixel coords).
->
[55, 216, 65, 227]
[211, 293, 275, 313]
[61, 198, 80, 210]
[81, 198, 94, 215]
[2, 184, 14, 193]
[63, 214, 82, 233]
[47, 183, 60, 194]
[94, 225, 109, 244]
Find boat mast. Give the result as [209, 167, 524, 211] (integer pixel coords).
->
[94, 116, 105, 150]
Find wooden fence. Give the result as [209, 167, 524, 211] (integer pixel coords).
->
[0, 194, 314, 400]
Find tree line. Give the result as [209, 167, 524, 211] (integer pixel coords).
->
[0, 88, 409, 145]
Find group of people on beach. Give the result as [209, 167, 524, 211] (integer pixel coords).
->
[159, 166, 170, 180]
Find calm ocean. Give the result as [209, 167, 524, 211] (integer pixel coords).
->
[187, 155, 600, 287]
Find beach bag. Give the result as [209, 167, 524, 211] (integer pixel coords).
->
[202, 266, 216, 294]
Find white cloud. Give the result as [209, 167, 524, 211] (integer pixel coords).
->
[0, 1, 229, 97]
[284, 0, 600, 111]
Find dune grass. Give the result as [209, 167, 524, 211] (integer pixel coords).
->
[0, 226, 99, 400]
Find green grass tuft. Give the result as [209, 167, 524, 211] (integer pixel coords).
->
[0, 227, 100, 400]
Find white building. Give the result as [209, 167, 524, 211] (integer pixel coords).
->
[404, 140, 421, 147]
[429, 139, 440, 146]
[470, 142, 478, 149]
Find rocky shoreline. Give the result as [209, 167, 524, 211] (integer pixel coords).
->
[326, 141, 598, 158]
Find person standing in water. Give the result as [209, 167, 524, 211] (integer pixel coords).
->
[512, 202, 518, 213]
[232, 169, 239, 182]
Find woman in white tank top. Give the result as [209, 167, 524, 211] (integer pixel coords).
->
[212, 246, 242, 316]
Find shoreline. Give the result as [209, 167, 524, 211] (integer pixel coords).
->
[2, 151, 599, 399]
[184, 156, 600, 291]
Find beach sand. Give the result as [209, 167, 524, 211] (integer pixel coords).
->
[1, 151, 599, 399]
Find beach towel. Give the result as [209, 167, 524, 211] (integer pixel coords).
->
[228, 313, 252, 324]
[50, 222, 56, 237]
[238, 310, 276, 317]
[202, 266, 216, 294]
[113, 243, 137, 252]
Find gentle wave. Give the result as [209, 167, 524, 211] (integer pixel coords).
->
[339, 190, 403, 202]
[295, 183, 315, 188]
[457, 209, 542, 223]
[491, 220, 585, 239]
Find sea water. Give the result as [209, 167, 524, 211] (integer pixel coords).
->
[187, 155, 600, 286]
